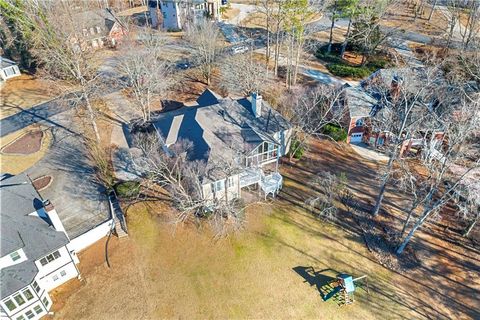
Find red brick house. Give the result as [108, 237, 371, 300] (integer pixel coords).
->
[341, 69, 446, 158]
[71, 8, 127, 51]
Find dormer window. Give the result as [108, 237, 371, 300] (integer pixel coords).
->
[9, 251, 20, 262]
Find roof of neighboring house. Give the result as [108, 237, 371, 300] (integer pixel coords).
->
[344, 86, 377, 118]
[152, 90, 291, 181]
[0, 174, 69, 299]
[73, 8, 125, 40]
[0, 57, 17, 70]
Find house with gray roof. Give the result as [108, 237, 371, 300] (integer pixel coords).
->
[149, 90, 292, 200]
[0, 57, 21, 82]
[0, 174, 80, 320]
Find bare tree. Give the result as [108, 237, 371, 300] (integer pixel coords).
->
[366, 67, 444, 217]
[132, 131, 246, 237]
[256, 0, 275, 69]
[220, 51, 267, 96]
[280, 83, 345, 161]
[307, 171, 347, 220]
[396, 90, 480, 254]
[22, 1, 105, 142]
[117, 34, 173, 123]
[458, 1, 480, 50]
[185, 20, 221, 85]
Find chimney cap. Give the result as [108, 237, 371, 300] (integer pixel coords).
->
[43, 199, 54, 211]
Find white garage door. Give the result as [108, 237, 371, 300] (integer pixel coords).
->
[350, 133, 363, 143]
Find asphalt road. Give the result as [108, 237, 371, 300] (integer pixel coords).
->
[0, 99, 71, 137]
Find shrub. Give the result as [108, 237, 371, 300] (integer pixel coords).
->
[366, 58, 389, 72]
[326, 63, 372, 79]
[322, 124, 347, 142]
[114, 181, 140, 198]
[290, 139, 305, 159]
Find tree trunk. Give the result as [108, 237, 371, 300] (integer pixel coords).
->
[463, 214, 479, 237]
[400, 201, 419, 238]
[274, 27, 280, 76]
[266, 14, 271, 67]
[327, 13, 336, 53]
[372, 153, 395, 216]
[340, 18, 352, 59]
[397, 208, 430, 254]
[428, 0, 438, 21]
[83, 91, 101, 143]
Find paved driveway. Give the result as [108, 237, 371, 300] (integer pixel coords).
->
[0, 99, 69, 137]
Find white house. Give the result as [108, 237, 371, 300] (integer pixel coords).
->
[150, 89, 292, 200]
[148, 0, 221, 30]
[0, 174, 80, 320]
[0, 57, 21, 81]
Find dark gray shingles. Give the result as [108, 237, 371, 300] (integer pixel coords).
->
[0, 174, 69, 299]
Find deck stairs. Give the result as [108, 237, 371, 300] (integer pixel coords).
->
[108, 191, 128, 238]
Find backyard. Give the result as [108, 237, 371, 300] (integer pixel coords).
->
[48, 139, 479, 320]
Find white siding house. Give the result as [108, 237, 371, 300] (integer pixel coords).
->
[0, 57, 21, 81]
[0, 174, 80, 320]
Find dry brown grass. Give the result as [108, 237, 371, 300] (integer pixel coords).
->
[1, 75, 56, 120]
[48, 139, 479, 320]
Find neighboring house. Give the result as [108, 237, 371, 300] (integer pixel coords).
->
[341, 68, 447, 157]
[148, 0, 221, 30]
[150, 89, 292, 200]
[0, 57, 21, 81]
[0, 174, 80, 320]
[71, 8, 127, 50]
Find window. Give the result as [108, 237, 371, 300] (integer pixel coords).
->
[227, 177, 234, 188]
[60, 270, 66, 277]
[96, 26, 101, 34]
[32, 281, 40, 293]
[213, 180, 224, 192]
[10, 251, 21, 262]
[82, 28, 88, 37]
[22, 289, 34, 301]
[89, 27, 95, 35]
[355, 118, 364, 127]
[13, 294, 25, 306]
[52, 274, 59, 281]
[25, 310, 34, 319]
[3, 298, 16, 311]
[39, 251, 61, 266]
[16, 316, 25, 320]
[42, 297, 49, 307]
[33, 305, 43, 315]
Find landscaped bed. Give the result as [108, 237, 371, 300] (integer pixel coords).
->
[32, 175, 53, 191]
[1, 130, 44, 155]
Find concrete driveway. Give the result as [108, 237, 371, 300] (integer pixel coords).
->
[350, 143, 390, 162]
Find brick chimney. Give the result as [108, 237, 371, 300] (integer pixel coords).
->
[43, 200, 67, 235]
[251, 92, 262, 118]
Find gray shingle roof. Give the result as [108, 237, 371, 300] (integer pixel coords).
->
[344, 86, 377, 118]
[152, 90, 291, 181]
[0, 57, 17, 70]
[0, 174, 69, 299]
